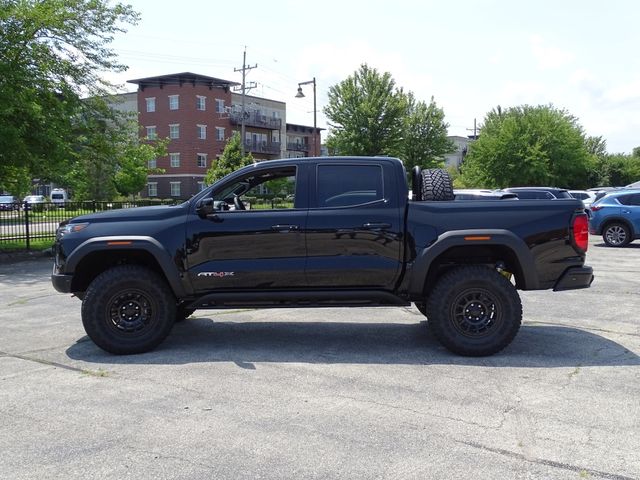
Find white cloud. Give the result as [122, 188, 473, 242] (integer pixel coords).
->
[530, 35, 574, 70]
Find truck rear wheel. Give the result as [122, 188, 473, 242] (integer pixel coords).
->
[81, 265, 176, 355]
[425, 266, 522, 356]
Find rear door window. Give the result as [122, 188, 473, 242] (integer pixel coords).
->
[316, 165, 383, 208]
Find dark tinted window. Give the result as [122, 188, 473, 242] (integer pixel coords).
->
[571, 192, 589, 200]
[513, 190, 552, 199]
[554, 190, 572, 199]
[317, 165, 383, 207]
[618, 194, 640, 206]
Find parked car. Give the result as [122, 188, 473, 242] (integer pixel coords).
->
[626, 180, 640, 189]
[23, 195, 46, 210]
[501, 187, 573, 199]
[589, 189, 640, 247]
[0, 195, 19, 211]
[50, 188, 68, 207]
[454, 189, 518, 200]
[568, 190, 597, 207]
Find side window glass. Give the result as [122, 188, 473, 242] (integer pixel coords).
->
[212, 166, 297, 211]
[317, 165, 383, 208]
[618, 194, 633, 206]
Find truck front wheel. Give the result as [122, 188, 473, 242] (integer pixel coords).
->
[425, 266, 522, 356]
[81, 265, 176, 355]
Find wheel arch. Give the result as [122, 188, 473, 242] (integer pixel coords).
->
[408, 230, 538, 299]
[65, 236, 187, 298]
[601, 217, 635, 236]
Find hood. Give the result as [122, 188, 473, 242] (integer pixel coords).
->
[70, 203, 188, 223]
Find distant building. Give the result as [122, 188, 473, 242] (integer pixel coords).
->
[444, 135, 475, 168]
[120, 71, 322, 200]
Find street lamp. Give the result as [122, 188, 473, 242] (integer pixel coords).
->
[295, 77, 317, 156]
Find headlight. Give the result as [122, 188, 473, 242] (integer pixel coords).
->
[58, 222, 89, 236]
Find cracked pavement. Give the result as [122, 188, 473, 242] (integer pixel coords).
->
[0, 237, 639, 479]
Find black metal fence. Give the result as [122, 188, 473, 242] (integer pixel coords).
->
[0, 200, 179, 250]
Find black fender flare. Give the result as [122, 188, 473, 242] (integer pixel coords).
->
[65, 236, 187, 298]
[408, 229, 539, 297]
[600, 217, 636, 237]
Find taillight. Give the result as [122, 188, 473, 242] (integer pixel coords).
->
[590, 205, 603, 212]
[572, 214, 589, 252]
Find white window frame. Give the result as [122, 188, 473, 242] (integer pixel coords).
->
[197, 153, 207, 168]
[216, 127, 225, 141]
[215, 99, 225, 113]
[145, 126, 157, 140]
[147, 182, 158, 197]
[196, 95, 206, 111]
[169, 153, 180, 168]
[197, 124, 207, 140]
[169, 124, 180, 139]
[145, 97, 156, 113]
[169, 95, 179, 110]
[170, 182, 181, 197]
[197, 181, 205, 192]
[148, 158, 157, 169]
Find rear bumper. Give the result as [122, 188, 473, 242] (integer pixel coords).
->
[553, 266, 594, 291]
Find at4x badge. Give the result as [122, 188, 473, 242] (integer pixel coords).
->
[197, 271, 235, 278]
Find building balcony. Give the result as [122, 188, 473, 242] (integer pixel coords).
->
[230, 112, 282, 130]
[244, 140, 281, 155]
[286, 142, 310, 152]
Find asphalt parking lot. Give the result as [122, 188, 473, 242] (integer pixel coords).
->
[0, 237, 638, 480]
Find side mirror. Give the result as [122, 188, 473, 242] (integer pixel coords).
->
[195, 198, 214, 218]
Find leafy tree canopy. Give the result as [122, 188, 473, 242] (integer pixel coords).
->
[324, 64, 407, 157]
[0, 0, 138, 195]
[459, 105, 593, 189]
[205, 132, 254, 185]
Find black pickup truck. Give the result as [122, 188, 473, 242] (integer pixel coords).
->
[52, 156, 593, 356]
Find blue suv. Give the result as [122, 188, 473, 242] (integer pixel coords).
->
[589, 189, 640, 247]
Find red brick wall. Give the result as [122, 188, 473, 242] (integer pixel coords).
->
[137, 84, 233, 198]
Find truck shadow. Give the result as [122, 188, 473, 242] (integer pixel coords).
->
[66, 318, 640, 368]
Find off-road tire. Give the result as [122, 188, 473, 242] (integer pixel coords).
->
[602, 222, 631, 247]
[426, 266, 522, 356]
[81, 265, 176, 355]
[421, 169, 454, 201]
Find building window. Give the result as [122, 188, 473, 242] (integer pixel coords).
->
[216, 127, 225, 141]
[145, 97, 155, 112]
[197, 153, 207, 168]
[148, 158, 157, 169]
[169, 153, 180, 167]
[148, 182, 158, 197]
[196, 95, 206, 111]
[169, 95, 179, 110]
[145, 126, 157, 140]
[169, 124, 180, 139]
[215, 99, 225, 113]
[197, 124, 207, 140]
[170, 182, 181, 197]
[197, 181, 205, 192]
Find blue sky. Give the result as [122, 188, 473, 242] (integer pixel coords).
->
[107, 0, 640, 153]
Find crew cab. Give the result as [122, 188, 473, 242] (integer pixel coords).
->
[52, 157, 593, 357]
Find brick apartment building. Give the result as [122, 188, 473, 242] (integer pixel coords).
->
[125, 72, 322, 200]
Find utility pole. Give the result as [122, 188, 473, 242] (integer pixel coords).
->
[234, 48, 257, 157]
[466, 118, 478, 140]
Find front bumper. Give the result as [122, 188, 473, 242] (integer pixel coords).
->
[51, 264, 73, 293]
[553, 266, 594, 291]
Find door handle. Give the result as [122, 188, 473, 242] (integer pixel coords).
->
[271, 224, 299, 232]
[362, 222, 391, 230]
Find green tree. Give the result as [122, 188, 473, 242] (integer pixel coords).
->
[0, 0, 138, 191]
[401, 93, 455, 169]
[460, 105, 592, 189]
[114, 138, 168, 200]
[205, 132, 254, 185]
[324, 64, 407, 156]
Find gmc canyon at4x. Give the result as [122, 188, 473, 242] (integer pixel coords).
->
[52, 157, 593, 356]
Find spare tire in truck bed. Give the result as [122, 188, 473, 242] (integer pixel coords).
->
[412, 167, 454, 201]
